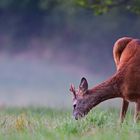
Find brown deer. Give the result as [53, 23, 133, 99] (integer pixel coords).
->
[70, 37, 140, 123]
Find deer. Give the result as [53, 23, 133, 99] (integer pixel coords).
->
[70, 37, 140, 123]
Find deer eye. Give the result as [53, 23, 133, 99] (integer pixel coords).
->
[73, 104, 76, 109]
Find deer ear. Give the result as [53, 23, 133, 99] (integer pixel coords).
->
[69, 84, 76, 98]
[79, 77, 88, 93]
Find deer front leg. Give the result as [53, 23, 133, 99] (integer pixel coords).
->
[119, 99, 129, 123]
[134, 102, 140, 123]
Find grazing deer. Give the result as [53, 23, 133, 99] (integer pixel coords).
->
[70, 37, 140, 123]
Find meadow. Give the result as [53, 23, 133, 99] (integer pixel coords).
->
[0, 107, 139, 140]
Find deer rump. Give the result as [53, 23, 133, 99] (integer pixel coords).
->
[114, 37, 140, 102]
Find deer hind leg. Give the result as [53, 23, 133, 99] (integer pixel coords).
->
[134, 102, 140, 123]
[119, 99, 129, 123]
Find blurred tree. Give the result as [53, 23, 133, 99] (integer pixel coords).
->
[75, 0, 140, 15]
[0, 0, 140, 52]
[0, 0, 140, 15]
[0, 0, 74, 12]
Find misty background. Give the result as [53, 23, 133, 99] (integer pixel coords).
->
[0, 0, 140, 108]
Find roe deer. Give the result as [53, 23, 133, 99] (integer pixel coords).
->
[70, 37, 140, 122]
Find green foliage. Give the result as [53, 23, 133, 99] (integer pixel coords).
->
[128, 0, 140, 14]
[0, 107, 140, 140]
[0, 0, 139, 16]
[0, 0, 140, 15]
[75, 0, 140, 15]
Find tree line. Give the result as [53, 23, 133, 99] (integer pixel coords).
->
[0, 0, 140, 15]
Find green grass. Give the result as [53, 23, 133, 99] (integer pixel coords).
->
[0, 107, 139, 140]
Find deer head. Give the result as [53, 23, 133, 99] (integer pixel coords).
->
[70, 77, 91, 120]
[70, 76, 120, 120]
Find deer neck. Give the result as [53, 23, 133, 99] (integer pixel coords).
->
[87, 72, 123, 108]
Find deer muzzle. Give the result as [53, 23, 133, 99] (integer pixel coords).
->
[73, 110, 88, 120]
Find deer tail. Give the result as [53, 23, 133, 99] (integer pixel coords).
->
[113, 37, 133, 67]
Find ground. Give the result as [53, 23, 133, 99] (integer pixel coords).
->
[0, 107, 139, 140]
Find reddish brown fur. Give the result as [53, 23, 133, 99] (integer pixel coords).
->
[113, 37, 140, 122]
[70, 37, 140, 122]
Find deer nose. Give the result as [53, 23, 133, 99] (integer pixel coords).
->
[73, 112, 83, 120]
[73, 112, 78, 120]
[75, 116, 78, 120]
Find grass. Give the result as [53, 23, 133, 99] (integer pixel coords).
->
[0, 107, 139, 140]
